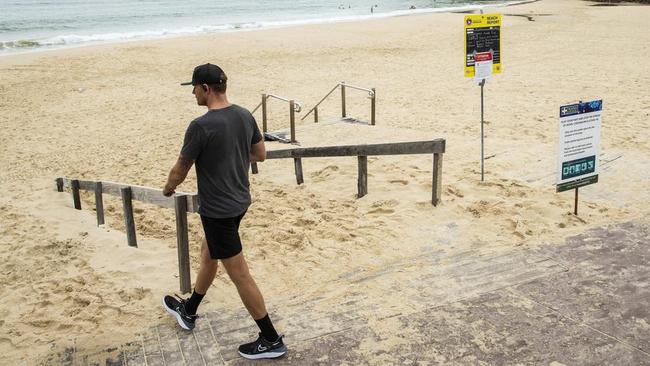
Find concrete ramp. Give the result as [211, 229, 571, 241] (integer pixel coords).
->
[50, 221, 650, 365]
[264, 117, 372, 145]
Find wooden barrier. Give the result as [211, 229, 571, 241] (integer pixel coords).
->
[94, 182, 105, 226]
[260, 139, 446, 205]
[54, 138, 445, 294]
[174, 195, 191, 294]
[71, 179, 81, 210]
[57, 178, 198, 213]
[55, 177, 197, 293]
[294, 158, 304, 185]
[432, 152, 443, 206]
[358, 156, 368, 198]
[120, 187, 137, 247]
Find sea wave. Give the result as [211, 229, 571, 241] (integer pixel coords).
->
[0, 40, 42, 50]
[0, 1, 530, 55]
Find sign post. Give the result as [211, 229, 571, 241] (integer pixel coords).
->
[465, 13, 502, 181]
[557, 100, 603, 215]
[475, 51, 492, 181]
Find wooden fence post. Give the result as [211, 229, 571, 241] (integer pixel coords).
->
[341, 83, 346, 118]
[432, 153, 443, 206]
[174, 195, 191, 294]
[294, 158, 304, 185]
[261, 94, 268, 133]
[357, 156, 368, 198]
[289, 100, 296, 143]
[251, 162, 259, 174]
[56, 178, 64, 192]
[94, 181, 105, 226]
[120, 187, 137, 247]
[71, 179, 81, 210]
[371, 88, 376, 126]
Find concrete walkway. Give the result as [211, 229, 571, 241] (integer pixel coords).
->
[54, 220, 650, 365]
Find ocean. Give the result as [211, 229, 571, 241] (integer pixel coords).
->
[0, 0, 518, 55]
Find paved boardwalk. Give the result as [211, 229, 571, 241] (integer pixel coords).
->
[53, 221, 650, 365]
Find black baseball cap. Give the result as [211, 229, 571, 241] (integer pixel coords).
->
[180, 63, 227, 86]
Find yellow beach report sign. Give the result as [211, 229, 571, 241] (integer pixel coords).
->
[464, 13, 502, 77]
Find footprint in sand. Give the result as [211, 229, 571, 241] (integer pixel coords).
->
[367, 199, 398, 214]
[466, 200, 503, 218]
[415, 201, 433, 209]
[446, 186, 464, 198]
[367, 207, 395, 214]
[388, 179, 409, 185]
[294, 218, 317, 227]
[310, 165, 340, 181]
[27, 319, 54, 328]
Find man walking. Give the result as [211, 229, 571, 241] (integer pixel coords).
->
[162, 63, 287, 360]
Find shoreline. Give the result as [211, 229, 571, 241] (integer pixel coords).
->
[0, 0, 538, 58]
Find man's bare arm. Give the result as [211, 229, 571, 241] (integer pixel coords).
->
[163, 156, 194, 196]
[250, 140, 266, 163]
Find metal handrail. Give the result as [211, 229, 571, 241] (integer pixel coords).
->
[250, 92, 303, 143]
[340, 82, 375, 96]
[251, 94, 302, 114]
[267, 94, 302, 112]
[301, 83, 341, 120]
[301, 81, 376, 125]
[251, 101, 263, 114]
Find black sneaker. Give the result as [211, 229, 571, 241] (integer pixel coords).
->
[238, 333, 287, 360]
[162, 295, 197, 331]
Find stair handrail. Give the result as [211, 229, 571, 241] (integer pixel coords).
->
[340, 82, 375, 96]
[250, 93, 303, 143]
[251, 94, 302, 114]
[301, 81, 376, 125]
[300, 83, 341, 120]
[266, 94, 302, 112]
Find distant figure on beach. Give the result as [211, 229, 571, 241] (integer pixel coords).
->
[162, 63, 287, 360]
[409, 5, 416, 9]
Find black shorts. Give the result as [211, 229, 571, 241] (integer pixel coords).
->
[200, 211, 246, 260]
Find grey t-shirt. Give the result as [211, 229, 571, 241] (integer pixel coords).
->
[180, 104, 262, 218]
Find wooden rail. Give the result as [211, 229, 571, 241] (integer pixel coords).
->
[55, 177, 197, 294]
[254, 139, 446, 205]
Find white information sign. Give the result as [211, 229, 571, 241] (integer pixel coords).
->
[473, 51, 493, 84]
[557, 100, 602, 192]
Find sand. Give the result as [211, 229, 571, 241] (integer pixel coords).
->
[1, 0, 649, 363]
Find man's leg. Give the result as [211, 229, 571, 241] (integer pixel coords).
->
[195, 238, 219, 292]
[185, 238, 218, 315]
[222, 252, 286, 359]
[163, 238, 218, 330]
[220, 252, 268, 320]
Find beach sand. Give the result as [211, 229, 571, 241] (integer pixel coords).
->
[1, 0, 649, 363]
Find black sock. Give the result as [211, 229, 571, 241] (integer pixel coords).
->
[185, 290, 205, 315]
[255, 314, 279, 342]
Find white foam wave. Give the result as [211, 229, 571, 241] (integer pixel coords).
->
[0, 1, 531, 55]
[36, 24, 240, 46]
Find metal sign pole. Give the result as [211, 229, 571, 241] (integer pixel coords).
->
[574, 187, 579, 215]
[480, 78, 485, 181]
